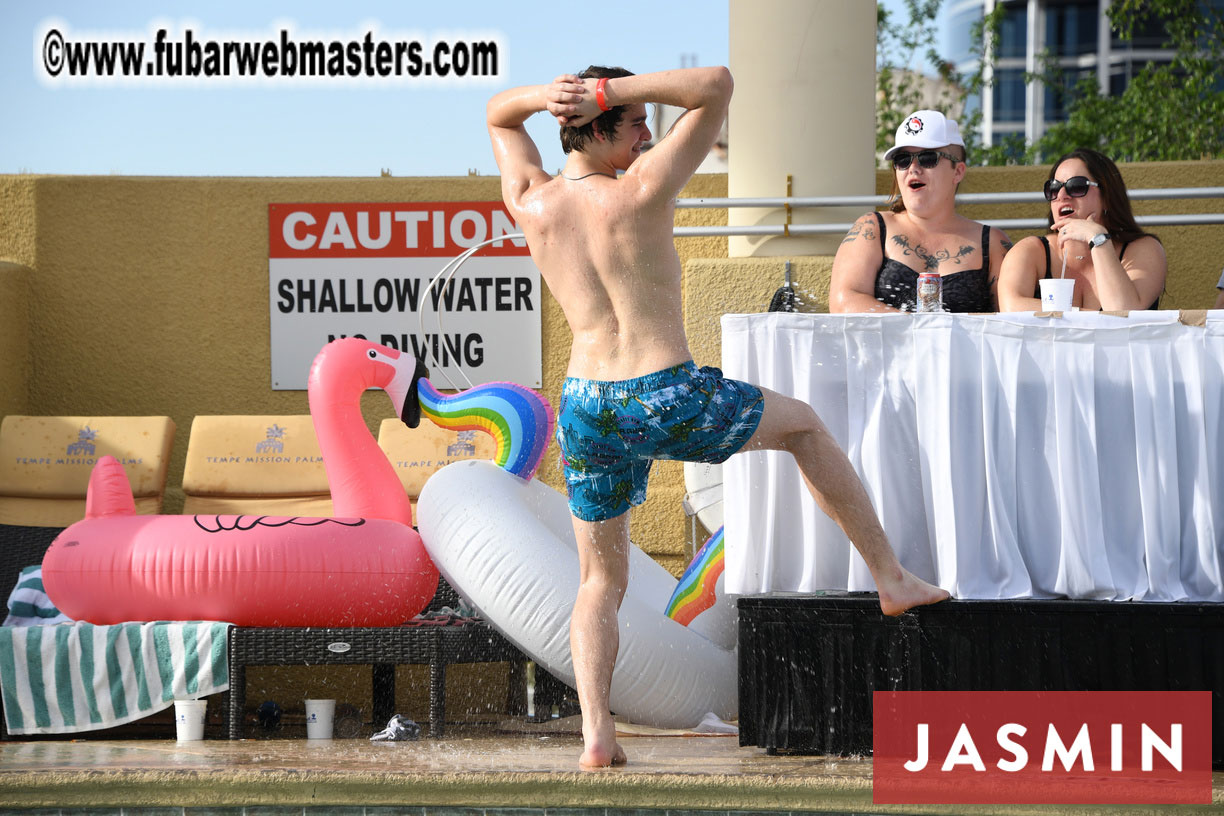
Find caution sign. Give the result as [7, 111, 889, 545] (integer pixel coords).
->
[268, 202, 541, 390]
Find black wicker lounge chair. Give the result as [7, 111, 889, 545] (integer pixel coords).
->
[225, 579, 533, 739]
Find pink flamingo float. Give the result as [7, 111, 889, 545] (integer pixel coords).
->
[41, 338, 552, 627]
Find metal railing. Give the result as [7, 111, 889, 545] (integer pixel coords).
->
[670, 186, 1224, 237]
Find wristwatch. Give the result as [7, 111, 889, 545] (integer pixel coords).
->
[1089, 232, 1110, 250]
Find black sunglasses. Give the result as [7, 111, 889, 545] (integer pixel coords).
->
[891, 150, 961, 170]
[1043, 176, 1100, 201]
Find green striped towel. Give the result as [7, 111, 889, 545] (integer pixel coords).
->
[4, 566, 70, 627]
[0, 620, 230, 734]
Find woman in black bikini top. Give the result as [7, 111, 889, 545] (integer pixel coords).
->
[830, 109, 1011, 314]
[870, 212, 996, 312]
[998, 148, 1166, 312]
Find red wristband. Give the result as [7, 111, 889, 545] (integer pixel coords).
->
[595, 77, 610, 111]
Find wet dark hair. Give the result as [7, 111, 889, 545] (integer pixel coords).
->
[560, 66, 635, 155]
[1046, 147, 1153, 244]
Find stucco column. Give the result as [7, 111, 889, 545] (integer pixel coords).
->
[728, 0, 877, 257]
[0, 262, 31, 417]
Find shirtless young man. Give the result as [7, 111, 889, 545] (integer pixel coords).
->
[487, 65, 948, 769]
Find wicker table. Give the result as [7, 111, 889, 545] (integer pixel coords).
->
[226, 619, 527, 739]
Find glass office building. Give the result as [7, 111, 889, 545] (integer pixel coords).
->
[946, 0, 1221, 148]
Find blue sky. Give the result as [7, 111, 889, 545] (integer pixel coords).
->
[2, 1, 927, 178]
[1, 1, 732, 177]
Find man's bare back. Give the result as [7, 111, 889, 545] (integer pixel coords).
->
[488, 67, 730, 381]
[512, 175, 690, 380]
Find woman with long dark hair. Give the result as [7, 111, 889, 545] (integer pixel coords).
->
[998, 148, 1166, 311]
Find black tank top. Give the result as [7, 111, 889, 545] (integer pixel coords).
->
[1035, 236, 1160, 310]
[871, 211, 995, 313]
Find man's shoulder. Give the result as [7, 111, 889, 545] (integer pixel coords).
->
[504, 173, 562, 216]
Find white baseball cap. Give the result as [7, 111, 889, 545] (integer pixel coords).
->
[884, 110, 965, 161]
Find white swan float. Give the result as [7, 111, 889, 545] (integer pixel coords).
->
[417, 459, 737, 728]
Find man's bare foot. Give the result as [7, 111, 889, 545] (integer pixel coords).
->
[578, 740, 627, 769]
[878, 568, 950, 616]
[579, 716, 627, 769]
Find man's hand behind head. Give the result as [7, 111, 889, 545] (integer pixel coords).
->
[546, 75, 598, 127]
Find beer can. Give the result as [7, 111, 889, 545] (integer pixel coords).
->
[916, 272, 942, 312]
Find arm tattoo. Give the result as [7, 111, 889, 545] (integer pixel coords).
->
[841, 220, 877, 244]
[891, 234, 975, 272]
[1000, 238, 1014, 253]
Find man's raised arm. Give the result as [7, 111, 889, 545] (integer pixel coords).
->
[487, 82, 573, 208]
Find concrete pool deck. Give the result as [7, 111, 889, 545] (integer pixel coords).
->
[1, 725, 1221, 815]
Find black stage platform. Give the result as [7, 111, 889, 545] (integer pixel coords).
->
[737, 594, 1224, 766]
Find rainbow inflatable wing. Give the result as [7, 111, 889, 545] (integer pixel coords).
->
[417, 378, 554, 482]
[665, 525, 725, 626]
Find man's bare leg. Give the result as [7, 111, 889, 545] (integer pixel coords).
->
[570, 512, 630, 768]
[741, 388, 950, 615]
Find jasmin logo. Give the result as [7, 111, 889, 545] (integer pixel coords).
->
[447, 430, 477, 457]
[255, 424, 286, 454]
[904, 721, 1182, 773]
[66, 426, 98, 456]
[873, 691, 1211, 805]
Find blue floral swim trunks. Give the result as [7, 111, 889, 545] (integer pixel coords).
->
[556, 362, 765, 522]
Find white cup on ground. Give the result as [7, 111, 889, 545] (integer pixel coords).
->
[174, 699, 207, 741]
[304, 698, 336, 739]
[1039, 278, 1075, 312]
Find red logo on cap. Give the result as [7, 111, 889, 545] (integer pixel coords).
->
[904, 116, 924, 135]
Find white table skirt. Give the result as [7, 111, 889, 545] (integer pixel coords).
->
[722, 311, 1224, 601]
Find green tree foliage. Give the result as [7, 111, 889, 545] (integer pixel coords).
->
[877, 0, 1224, 165]
[1034, 0, 1224, 161]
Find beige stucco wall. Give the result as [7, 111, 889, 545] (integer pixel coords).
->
[1, 175, 529, 507]
[0, 262, 30, 420]
[0, 162, 1220, 574]
[0, 177, 37, 419]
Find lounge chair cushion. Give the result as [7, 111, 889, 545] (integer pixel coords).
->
[182, 415, 332, 516]
[0, 416, 175, 525]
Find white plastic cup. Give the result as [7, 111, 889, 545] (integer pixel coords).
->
[174, 699, 207, 741]
[304, 698, 336, 739]
[1039, 278, 1075, 312]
